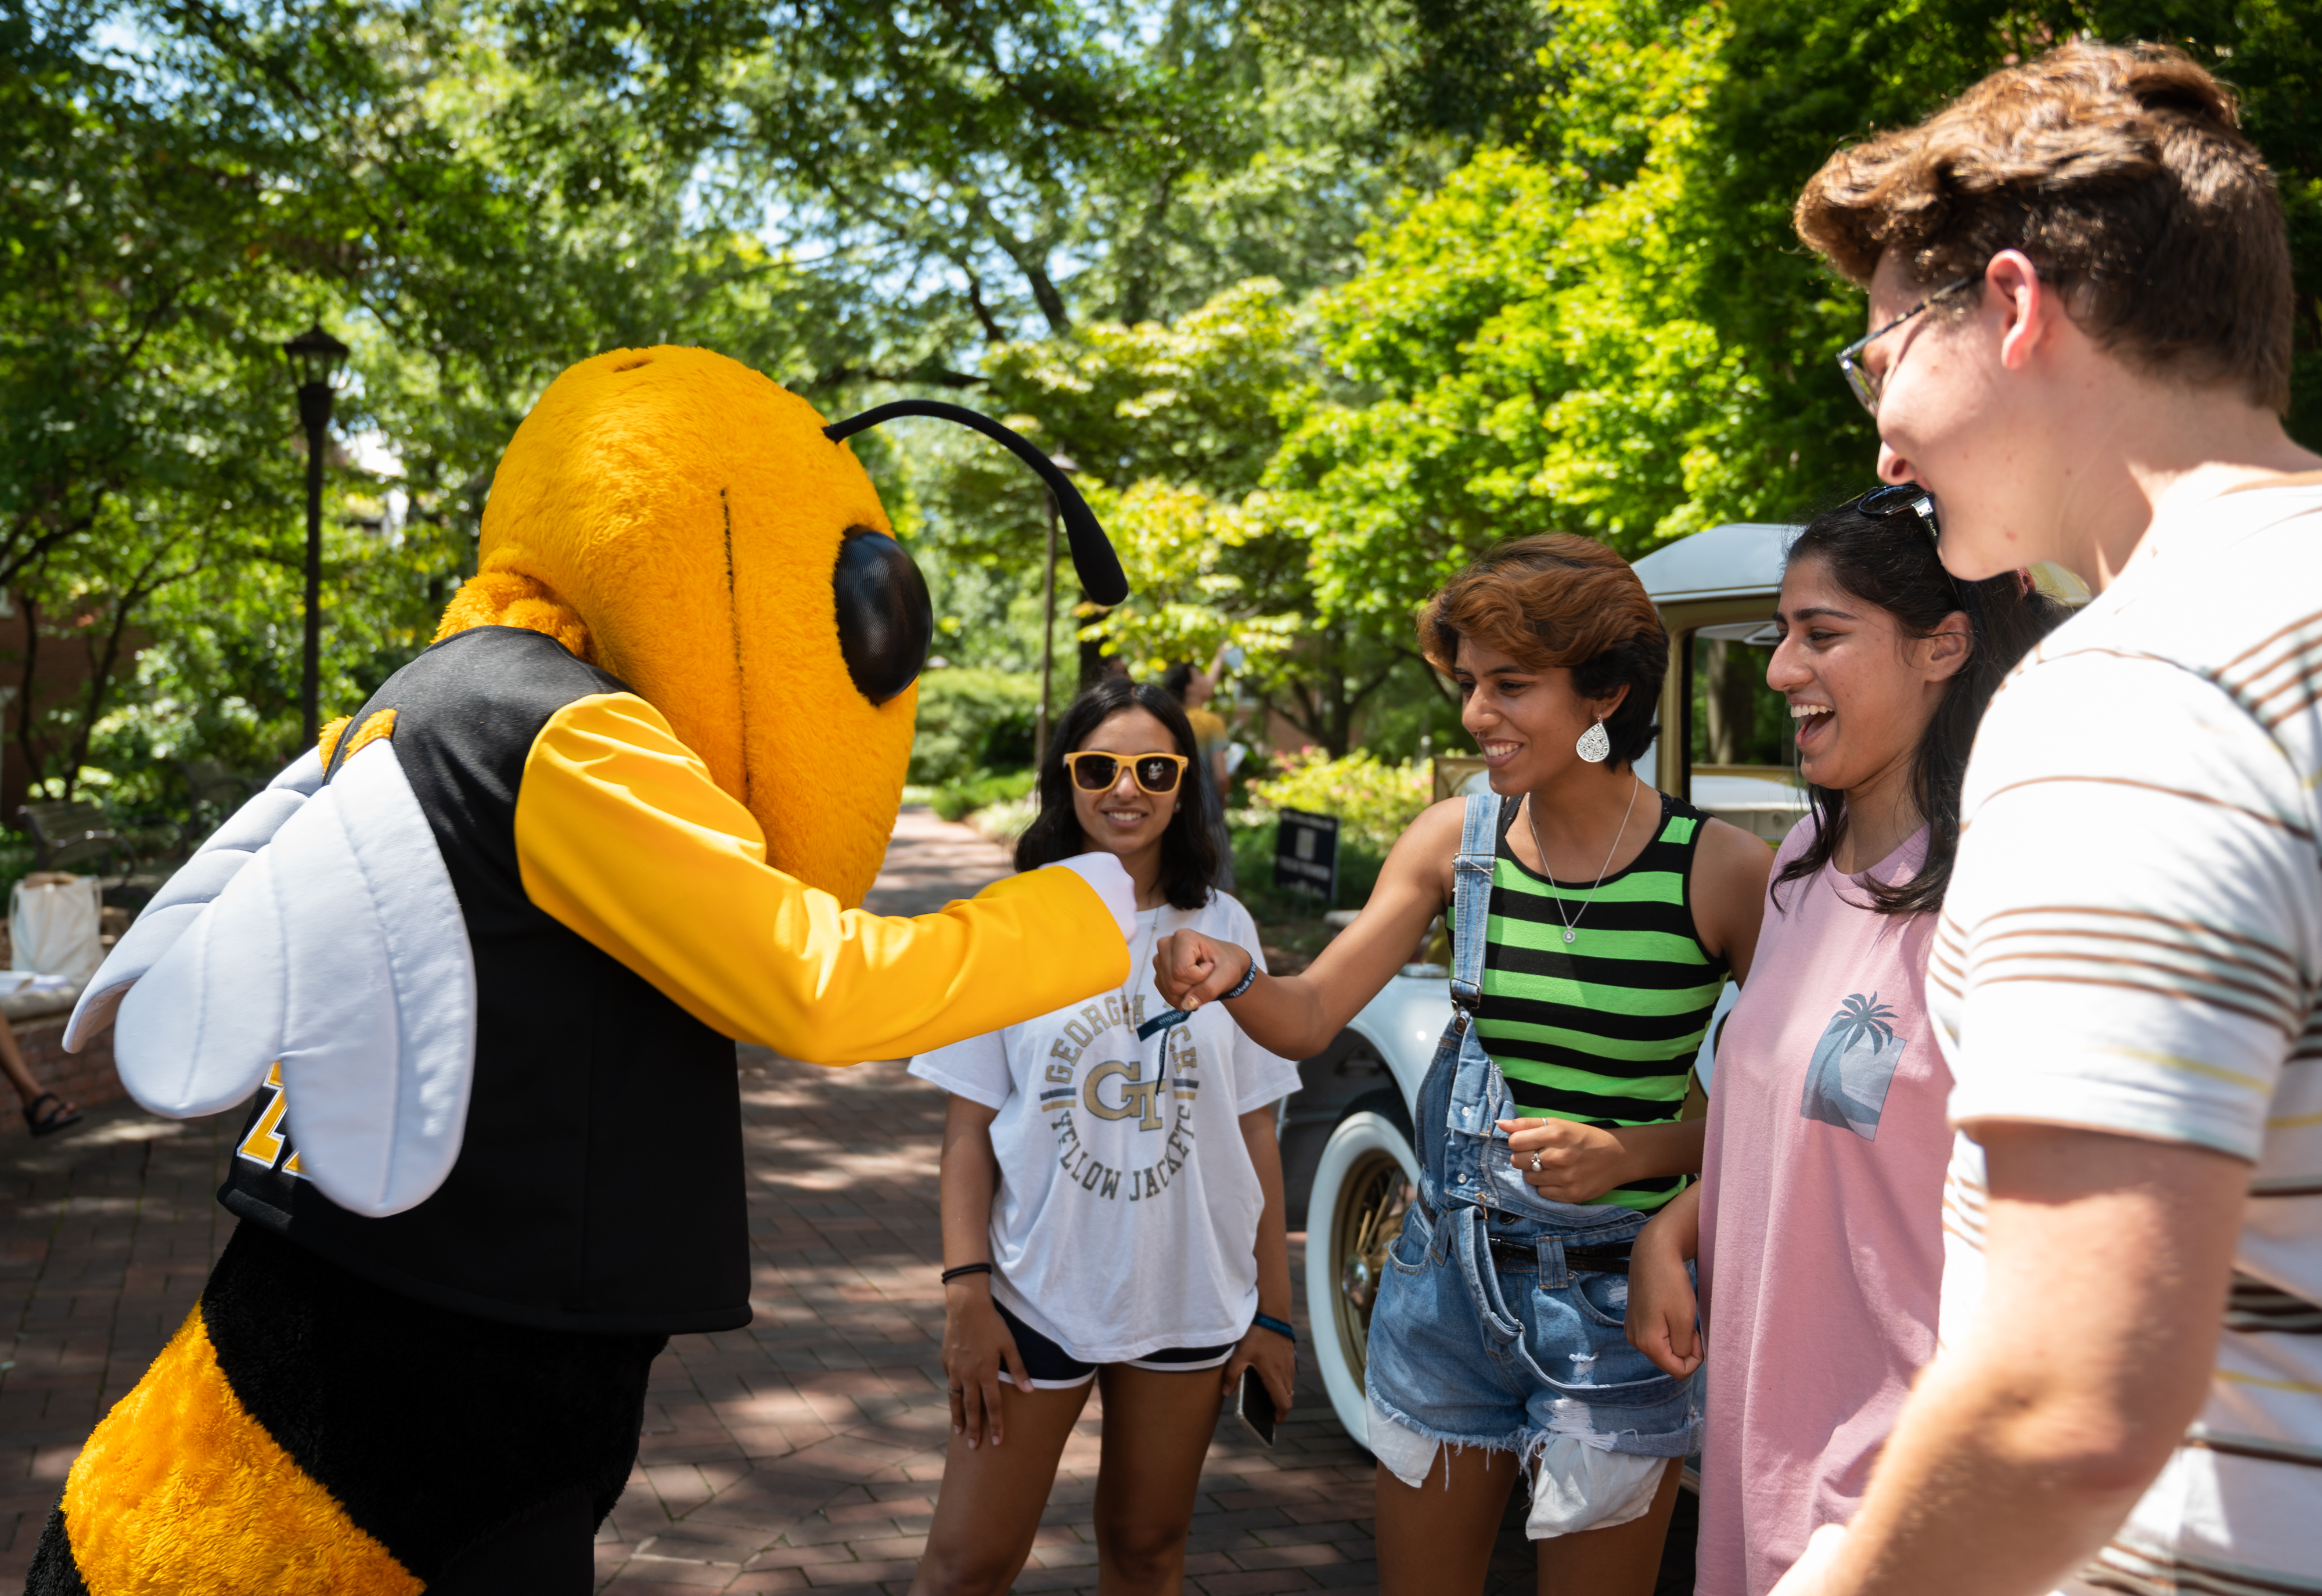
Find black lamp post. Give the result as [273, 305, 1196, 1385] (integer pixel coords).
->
[282, 322, 350, 749]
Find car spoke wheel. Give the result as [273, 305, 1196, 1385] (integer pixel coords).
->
[1305, 1103, 1420, 1446]
[1331, 1151, 1409, 1363]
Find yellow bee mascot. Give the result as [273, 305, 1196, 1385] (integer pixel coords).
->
[24, 348, 1138, 1594]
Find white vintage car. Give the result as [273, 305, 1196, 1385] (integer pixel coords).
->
[1287, 520, 1805, 1448]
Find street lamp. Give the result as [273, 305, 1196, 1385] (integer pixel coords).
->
[282, 322, 350, 750]
[1033, 452, 1077, 770]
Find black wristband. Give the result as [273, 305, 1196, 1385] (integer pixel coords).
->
[1252, 1312, 1296, 1344]
[940, 1262, 993, 1285]
[1222, 957, 1259, 1001]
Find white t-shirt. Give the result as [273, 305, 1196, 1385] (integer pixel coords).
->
[1931, 480, 2322, 1595]
[909, 891, 1301, 1364]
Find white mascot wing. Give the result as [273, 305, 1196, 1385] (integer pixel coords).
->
[66, 748, 329, 1054]
[64, 739, 478, 1218]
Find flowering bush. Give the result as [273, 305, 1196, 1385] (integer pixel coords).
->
[1244, 748, 1430, 854]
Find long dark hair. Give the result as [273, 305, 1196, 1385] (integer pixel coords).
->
[1014, 676, 1221, 911]
[1773, 499, 2068, 917]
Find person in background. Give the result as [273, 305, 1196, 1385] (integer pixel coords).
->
[3, 1022, 79, 1136]
[1625, 492, 2063, 1595]
[1163, 650, 1237, 890]
[1768, 41, 2322, 1596]
[1154, 535, 1770, 1596]
[907, 676, 1299, 1596]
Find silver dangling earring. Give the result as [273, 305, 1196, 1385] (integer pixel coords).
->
[1575, 719, 1611, 763]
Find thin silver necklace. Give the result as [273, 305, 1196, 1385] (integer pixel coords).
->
[1525, 778, 1644, 945]
[1124, 900, 1164, 1017]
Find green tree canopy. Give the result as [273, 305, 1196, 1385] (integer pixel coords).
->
[13, 0, 2322, 807]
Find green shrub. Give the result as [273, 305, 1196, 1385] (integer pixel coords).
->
[931, 766, 1038, 822]
[1227, 815, 1388, 919]
[909, 669, 1040, 786]
[1244, 749, 1430, 854]
[967, 791, 1039, 843]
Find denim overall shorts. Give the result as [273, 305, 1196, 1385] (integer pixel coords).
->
[1363, 794, 1703, 1467]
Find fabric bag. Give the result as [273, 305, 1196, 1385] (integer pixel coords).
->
[12, 873, 104, 983]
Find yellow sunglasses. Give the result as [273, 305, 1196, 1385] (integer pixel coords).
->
[1062, 751, 1190, 796]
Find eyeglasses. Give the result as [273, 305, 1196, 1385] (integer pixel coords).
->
[1063, 751, 1189, 795]
[1857, 482, 1941, 545]
[1836, 276, 1975, 415]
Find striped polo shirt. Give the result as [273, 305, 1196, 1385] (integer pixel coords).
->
[1475, 791, 1728, 1211]
[1933, 479, 2322, 1596]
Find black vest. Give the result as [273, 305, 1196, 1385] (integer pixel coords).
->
[221, 626, 750, 1335]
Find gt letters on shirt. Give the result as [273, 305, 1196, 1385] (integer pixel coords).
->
[1043, 992, 1205, 1204]
[911, 893, 1301, 1366]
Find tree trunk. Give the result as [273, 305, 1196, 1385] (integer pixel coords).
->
[1263, 627, 1410, 759]
[62, 593, 139, 804]
[1702, 639, 1758, 765]
[15, 592, 41, 804]
[1077, 594, 1114, 687]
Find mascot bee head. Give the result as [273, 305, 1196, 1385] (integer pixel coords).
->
[436, 346, 1124, 906]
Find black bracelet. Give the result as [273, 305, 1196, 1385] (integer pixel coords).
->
[1222, 957, 1260, 1001]
[1252, 1312, 1295, 1344]
[940, 1262, 993, 1285]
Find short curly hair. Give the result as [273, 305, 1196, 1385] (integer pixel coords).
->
[1795, 41, 2291, 411]
[1420, 534, 1666, 769]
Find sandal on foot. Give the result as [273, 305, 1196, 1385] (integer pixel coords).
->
[23, 1093, 81, 1137]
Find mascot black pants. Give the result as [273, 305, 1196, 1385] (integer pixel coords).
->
[26, 1223, 664, 1595]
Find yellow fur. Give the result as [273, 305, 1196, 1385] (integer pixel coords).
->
[431, 570, 594, 665]
[60, 1309, 420, 1596]
[435, 346, 916, 907]
[341, 709, 397, 761]
[316, 716, 353, 768]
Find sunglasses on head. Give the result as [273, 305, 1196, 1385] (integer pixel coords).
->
[1857, 482, 1940, 545]
[1063, 751, 1189, 796]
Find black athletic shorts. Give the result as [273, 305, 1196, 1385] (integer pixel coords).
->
[992, 1298, 1237, 1389]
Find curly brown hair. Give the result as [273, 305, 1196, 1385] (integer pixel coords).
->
[1795, 41, 2291, 410]
[1419, 534, 1666, 768]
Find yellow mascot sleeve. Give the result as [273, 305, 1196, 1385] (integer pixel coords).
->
[514, 690, 1130, 1062]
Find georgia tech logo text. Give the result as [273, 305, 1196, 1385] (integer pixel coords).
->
[1041, 996, 1201, 1202]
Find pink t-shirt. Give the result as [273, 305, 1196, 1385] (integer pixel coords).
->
[1695, 822, 1950, 1596]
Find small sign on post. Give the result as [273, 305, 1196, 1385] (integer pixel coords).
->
[1273, 809, 1340, 905]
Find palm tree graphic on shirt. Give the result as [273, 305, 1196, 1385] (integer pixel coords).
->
[1799, 992, 1907, 1140]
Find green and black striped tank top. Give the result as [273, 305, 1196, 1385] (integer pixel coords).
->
[1474, 791, 1727, 1212]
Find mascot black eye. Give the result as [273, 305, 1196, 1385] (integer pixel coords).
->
[833, 528, 933, 705]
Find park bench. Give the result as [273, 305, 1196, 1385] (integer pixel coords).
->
[17, 800, 120, 876]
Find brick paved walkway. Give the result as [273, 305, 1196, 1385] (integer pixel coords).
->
[0, 809, 1684, 1594]
[859, 807, 1018, 916]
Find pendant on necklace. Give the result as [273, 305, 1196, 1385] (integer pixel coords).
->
[1563, 929, 1577, 944]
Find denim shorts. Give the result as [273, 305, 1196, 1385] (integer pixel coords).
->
[1364, 1194, 1702, 1463]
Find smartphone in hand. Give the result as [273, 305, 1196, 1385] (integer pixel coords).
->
[1234, 1366, 1277, 1447]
